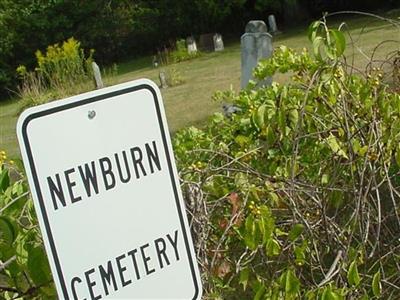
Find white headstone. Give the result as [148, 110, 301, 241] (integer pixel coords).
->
[91, 61, 104, 89]
[186, 36, 197, 54]
[159, 71, 168, 89]
[213, 33, 224, 51]
[16, 79, 202, 300]
[241, 20, 273, 89]
[268, 15, 279, 34]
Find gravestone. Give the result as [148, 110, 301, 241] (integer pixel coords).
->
[222, 103, 242, 118]
[159, 71, 168, 89]
[91, 61, 104, 89]
[186, 36, 198, 54]
[199, 33, 214, 52]
[152, 55, 159, 67]
[213, 33, 224, 51]
[268, 15, 279, 35]
[240, 20, 273, 89]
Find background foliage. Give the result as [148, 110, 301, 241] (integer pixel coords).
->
[1, 0, 399, 99]
[1, 19, 400, 299]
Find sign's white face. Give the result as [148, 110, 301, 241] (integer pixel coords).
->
[17, 79, 202, 300]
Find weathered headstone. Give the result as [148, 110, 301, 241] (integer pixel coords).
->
[240, 20, 273, 89]
[186, 36, 198, 54]
[222, 103, 242, 118]
[159, 71, 168, 89]
[268, 15, 279, 35]
[213, 33, 224, 51]
[199, 33, 214, 52]
[152, 55, 159, 67]
[91, 61, 104, 89]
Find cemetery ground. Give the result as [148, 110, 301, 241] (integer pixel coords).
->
[1, 12, 399, 160]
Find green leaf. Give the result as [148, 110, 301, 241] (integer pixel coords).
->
[255, 104, 267, 129]
[239, 267, 250, 291]
[312, 36, 325, 60]
[321, 287, 341, 300]
[347, 260, 361, 287]
[212, 112, 225, 123]
[253, 284, 265, 300]
[372, 271, 381, 297]
[288, 109, 299, 129]
[308, 21, 323, 41]
[326, 134, 348, 159]
[244, 215, 257, 250]
[396, 145, 400, 167]
[285, 269, 300, 295]
[294, 245, 306, 266]
[235, 135, 251, 148]
[330, 29, 346, 57]
[305, 290, 316, 300]
[266, 238, 281, 257]
[288, 224, 304, 242]
[275, 228, 288, 237]
[0, 168, 10, 192]
[16, 238, 28, 266]
[28, 245, 52, 286]
[321, 174, 329, 185]
[0, 217, 16, 248]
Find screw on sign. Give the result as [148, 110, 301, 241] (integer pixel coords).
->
[17, 79, 202, 299]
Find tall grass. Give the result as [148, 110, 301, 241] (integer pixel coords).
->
[17, 38, 96, 109]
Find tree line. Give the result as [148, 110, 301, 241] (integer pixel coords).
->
[0, 0, 398, 99]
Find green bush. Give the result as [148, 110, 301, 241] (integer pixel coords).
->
[174, 20, 400, 299]
[170, 39, 201, 63]
[0, 151, 56, 299]
[34, 37, 94, 90]
[1, 21, 400, 299]
[17, 37, 95, 109]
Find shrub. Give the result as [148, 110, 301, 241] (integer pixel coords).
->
[35, 37, 94, 90]
[174, 20, 400, 299]
[169, 39, 201, 64]
[0, 151, 56, 299]
[1, 20, 400, 299]
[17, 38, 95, 109]
[166, 67, 185, 86]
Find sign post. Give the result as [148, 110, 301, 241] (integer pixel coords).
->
[17, 79, 202, 299]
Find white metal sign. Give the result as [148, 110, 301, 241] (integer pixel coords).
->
[17, 79, 202, 299]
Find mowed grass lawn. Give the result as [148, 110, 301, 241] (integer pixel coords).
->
[1, 12, 400, 159]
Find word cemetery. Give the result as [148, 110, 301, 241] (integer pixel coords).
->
[71, 230, 180, 299]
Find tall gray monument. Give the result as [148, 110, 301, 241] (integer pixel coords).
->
[240, 20, 273, 89]
[268, 15, 279, 35]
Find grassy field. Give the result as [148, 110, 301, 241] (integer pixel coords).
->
[1, 11, 400, 159]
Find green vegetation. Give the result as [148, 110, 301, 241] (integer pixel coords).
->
[16, 37, 95, 110]
[1, 16, 400, 299]
[2, 13, 400, 159]
[174, 20, 400, 299]
[1, 0, 398, 97]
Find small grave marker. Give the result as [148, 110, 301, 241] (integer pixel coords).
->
[186, 36, 198, 54]
[159, 71, 168, 89]
[268, 15, 279, 35]
[199, 33, 214, 52]
[91, 61, 104, 89]
[213, 33, 224, 51]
